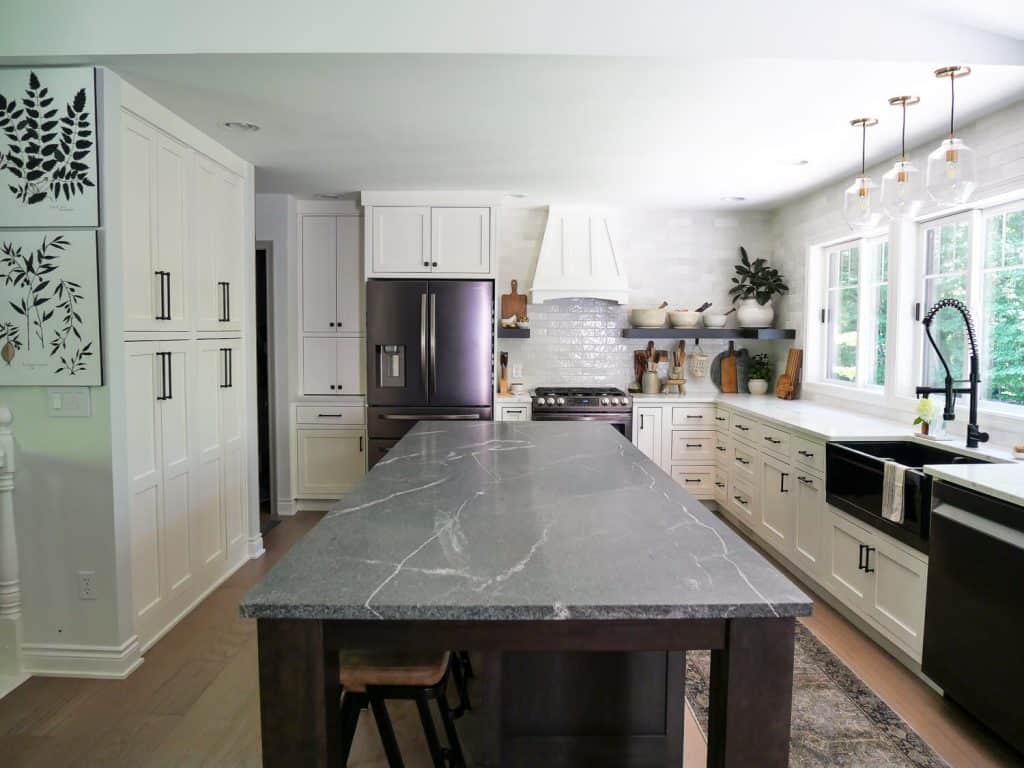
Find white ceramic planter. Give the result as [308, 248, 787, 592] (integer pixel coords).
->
[748, 379, 769, 395]
[736, 298, 774, 328]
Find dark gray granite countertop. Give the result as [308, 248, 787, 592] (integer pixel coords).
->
[241, 421, 811, 622]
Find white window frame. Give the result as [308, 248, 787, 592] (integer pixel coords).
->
[817, 235, 890, 391]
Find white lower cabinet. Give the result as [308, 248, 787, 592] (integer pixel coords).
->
[296, 429, 366, 497]
[634, 407, 663, 465]
[713, 468, 729, 505]
[759, 454, 793, 553]
[826, 508, 928, 658]
[127, 338, 246, 651]
[729, 478, 758, 529]
[793, 471, 825, 577]
[497, 403, 531, 422]
[670, 466, 716, 497]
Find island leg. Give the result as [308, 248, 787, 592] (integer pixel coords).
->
[706, 617, 795, 768]
[257, 619, 341, 767]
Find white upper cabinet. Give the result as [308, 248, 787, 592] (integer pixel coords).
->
[121, 112, 193, 332]
[371, 206, 430, 274]
[194, 154, 245, 333]
[431, 207, 490, 274]
[301, 215, 363, 334]
[364, 197, 497, 278]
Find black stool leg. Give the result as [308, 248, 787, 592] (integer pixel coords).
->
[459, 651, 474, 679]
[449, 655, 471, 719]
[435, 685, 467, 768]
[415, 691, 447, 768]
[369, 693, 406, 768]
[339, 690, 366, 766]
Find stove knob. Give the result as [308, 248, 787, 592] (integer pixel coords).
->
[619, 397, 629, 406]
[600, 397, 610, 405]
[534, 397, 544, 407]
[556, 397, 566, 406]
[546, 397, 556, 405]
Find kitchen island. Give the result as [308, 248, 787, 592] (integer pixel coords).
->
[241, 421, 812, 767]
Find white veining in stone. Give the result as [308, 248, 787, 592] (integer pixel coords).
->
[241, 422, 811, 621]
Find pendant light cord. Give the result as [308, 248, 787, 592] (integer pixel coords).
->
[901, 101, 907, 160]
[949, 74, 955, 139]
[861, 122, 867, 175]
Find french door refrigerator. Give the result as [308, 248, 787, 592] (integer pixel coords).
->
[366, 279, 494, 467]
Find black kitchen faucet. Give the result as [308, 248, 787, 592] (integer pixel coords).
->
[915, 298, 989, 449]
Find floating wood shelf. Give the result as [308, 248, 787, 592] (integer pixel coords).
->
[498, 327, 531, 338]
[621, 327, 796, 341]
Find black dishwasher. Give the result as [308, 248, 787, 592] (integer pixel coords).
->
[923, 481, 1024, 756]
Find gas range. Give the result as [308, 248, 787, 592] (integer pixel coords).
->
[532, 387, 632, 412]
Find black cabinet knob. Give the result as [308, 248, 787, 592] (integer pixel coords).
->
[329, 385, 335, 390]
[431, 261, 438, 267]
[423, 261, 429, 267]
[329, 322, 335, 327]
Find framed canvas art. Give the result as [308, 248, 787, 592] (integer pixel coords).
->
[0, 67, 99, 228]
[0, 230, 102, 385]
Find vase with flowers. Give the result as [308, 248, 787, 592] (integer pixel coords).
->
[914, 398, 941, 436]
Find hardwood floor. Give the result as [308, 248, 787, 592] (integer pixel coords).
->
[0, 510, 1018, 767]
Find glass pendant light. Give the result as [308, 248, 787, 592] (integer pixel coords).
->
[926, 66, 976, 206]
[844, 118, 883, 232]
[881, 96, 923, 219]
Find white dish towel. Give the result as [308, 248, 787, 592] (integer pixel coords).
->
[882, 460, 906, 524]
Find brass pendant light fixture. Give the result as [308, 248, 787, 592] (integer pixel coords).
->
[881, 96, 923, 219]
[926, 65, 976, 206]
[843, 118, 883, 232]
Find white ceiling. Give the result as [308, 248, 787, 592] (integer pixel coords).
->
[3, 1, 1024, 208]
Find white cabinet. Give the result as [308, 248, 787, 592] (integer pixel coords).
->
[295, 428, 366, 498]
[194, 155, 245, 332]
[670, 466, 716, 497]
[497, 403, 531, 422]
[302, 337, 365, 396]
[634, 407, 663, 465]
[793, 471, 825, 577]
[301, 215, 363, 334]
[371, 206, 431, 273]
[760, 454, 793, 553]
[669, 430, 716, 464]
[825, 508, 929, 658]
[431, 207, 490, 274]
[366, 203, 494, 277]
[126, 340, 198, 649]
[121, 112, 192, 332]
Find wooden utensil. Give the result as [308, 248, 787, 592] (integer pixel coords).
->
[499, 351, 510, 395]
[720, 341, 738, 394]
[501, 280, 528, 323]
[776, 348, 803, 400]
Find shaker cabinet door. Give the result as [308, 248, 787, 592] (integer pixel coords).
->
[301, 216, 338, 333]
[760, 455, 793, 553]
[121, 114, 160, 331]
[336, 337, 365, 395]
[430, 207, 490, 274]
[336, 216, 364, 332]
[634, 407, 663, 466]
[794, 472, 824, 578]
[154, 132, 191, 329]
[296, 429, 366, 496]
[372, 207, 431, 273]
[302, 337, 339, 395]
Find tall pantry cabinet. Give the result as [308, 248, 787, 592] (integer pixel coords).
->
[120, 83, 253, 652]
[293, 204, 367, 504]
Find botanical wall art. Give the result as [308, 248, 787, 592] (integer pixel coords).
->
[0, 230, 101, 385]
[0, 67, 99, 228]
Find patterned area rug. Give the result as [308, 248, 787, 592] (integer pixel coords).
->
[685, 623, 949, 767]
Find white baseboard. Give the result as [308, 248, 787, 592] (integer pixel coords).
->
[248, 534, 265, 559]
[276, 498, 296, 516]
[22, 636, 143, 679]
[295, 498, 336, 513]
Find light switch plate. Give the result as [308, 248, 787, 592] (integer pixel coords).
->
[46, 387, 92, 418]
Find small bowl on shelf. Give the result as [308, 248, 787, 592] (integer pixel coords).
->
[702, 313, 728, 328]
[630, 305, 668, 328]
[668, 310, 701, 328]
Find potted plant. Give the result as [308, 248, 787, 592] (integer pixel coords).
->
[747, 353, 773, 395]
[728, 246, 789, 328]
[914, 398, 941, 437]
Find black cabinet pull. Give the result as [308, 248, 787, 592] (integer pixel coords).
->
[716, 446, 726, 452]
[318, 413, 344, 418]
[640, 414, 645, 429]
[736, 457, 749, 465]
[864, 546, 875, 573]
[685, 414, 703, 419]
[225, 282, 231, 321]
[685, 443, 702, 448]
[164, 272, 171, 319]
[798, 449, 815, 458]
[736, 424, 749, 431]
[684, 478, 700, 484]
[733, 495, 748, 505]
[220, 348, 233, 388]
[715, 416, 727, 422]
[715, 481, 725, 488]
[154, 271, 171, 320]
[780, 472, 789, 493]
[156, 352, 174, 400]
[358, 435, 364, 452]
[858, 544, 866, 571]
[218, 281, 230, 322]
[764, 436, 781, 444]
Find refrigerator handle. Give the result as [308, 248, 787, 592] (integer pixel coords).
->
[420, 292, 429, 396]
[430, 293, 437, 394]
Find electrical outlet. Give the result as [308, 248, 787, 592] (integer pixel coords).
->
[78, 571, 97, 600]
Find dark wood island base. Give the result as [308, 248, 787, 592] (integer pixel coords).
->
[256, 616, 796, 768]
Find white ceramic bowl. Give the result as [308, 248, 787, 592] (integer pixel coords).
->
[703, 313, 728, 328]
[668, 310, 701, 328]
[630, 308, 667, 328]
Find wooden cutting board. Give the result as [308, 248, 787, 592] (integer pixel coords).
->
[501, 280, 527, 320]
[776, 348, 803, 400]
[721, 341, 738, 393]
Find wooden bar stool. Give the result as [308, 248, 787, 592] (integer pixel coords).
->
[338, 650, 467, 768]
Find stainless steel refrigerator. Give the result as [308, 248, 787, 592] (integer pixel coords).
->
[366, 279, 494, 466]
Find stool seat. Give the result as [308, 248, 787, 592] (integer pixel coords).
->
[339, 650, 450, 693]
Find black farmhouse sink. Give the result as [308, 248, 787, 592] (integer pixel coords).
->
[825, 440, 988, 553]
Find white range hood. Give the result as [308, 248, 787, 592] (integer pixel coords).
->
[529, 207, 629, 304]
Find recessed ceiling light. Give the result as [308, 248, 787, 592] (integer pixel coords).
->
[788, 159, 809, 166]
[223, 121, 260, 132]
[720, 196, 747, 202]
[506, 192, 528, 199]
[313, 192, 346, 200]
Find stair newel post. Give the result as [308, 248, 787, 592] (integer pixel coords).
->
[0, 406, 22, 678]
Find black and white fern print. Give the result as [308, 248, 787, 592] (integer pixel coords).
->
[0, 70, 96, 207]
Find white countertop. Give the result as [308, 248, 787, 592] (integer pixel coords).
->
[496, 392, 533, 404]
[924, 463, 1024, 507]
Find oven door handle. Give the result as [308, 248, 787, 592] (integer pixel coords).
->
[381, 414, 482, 421]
